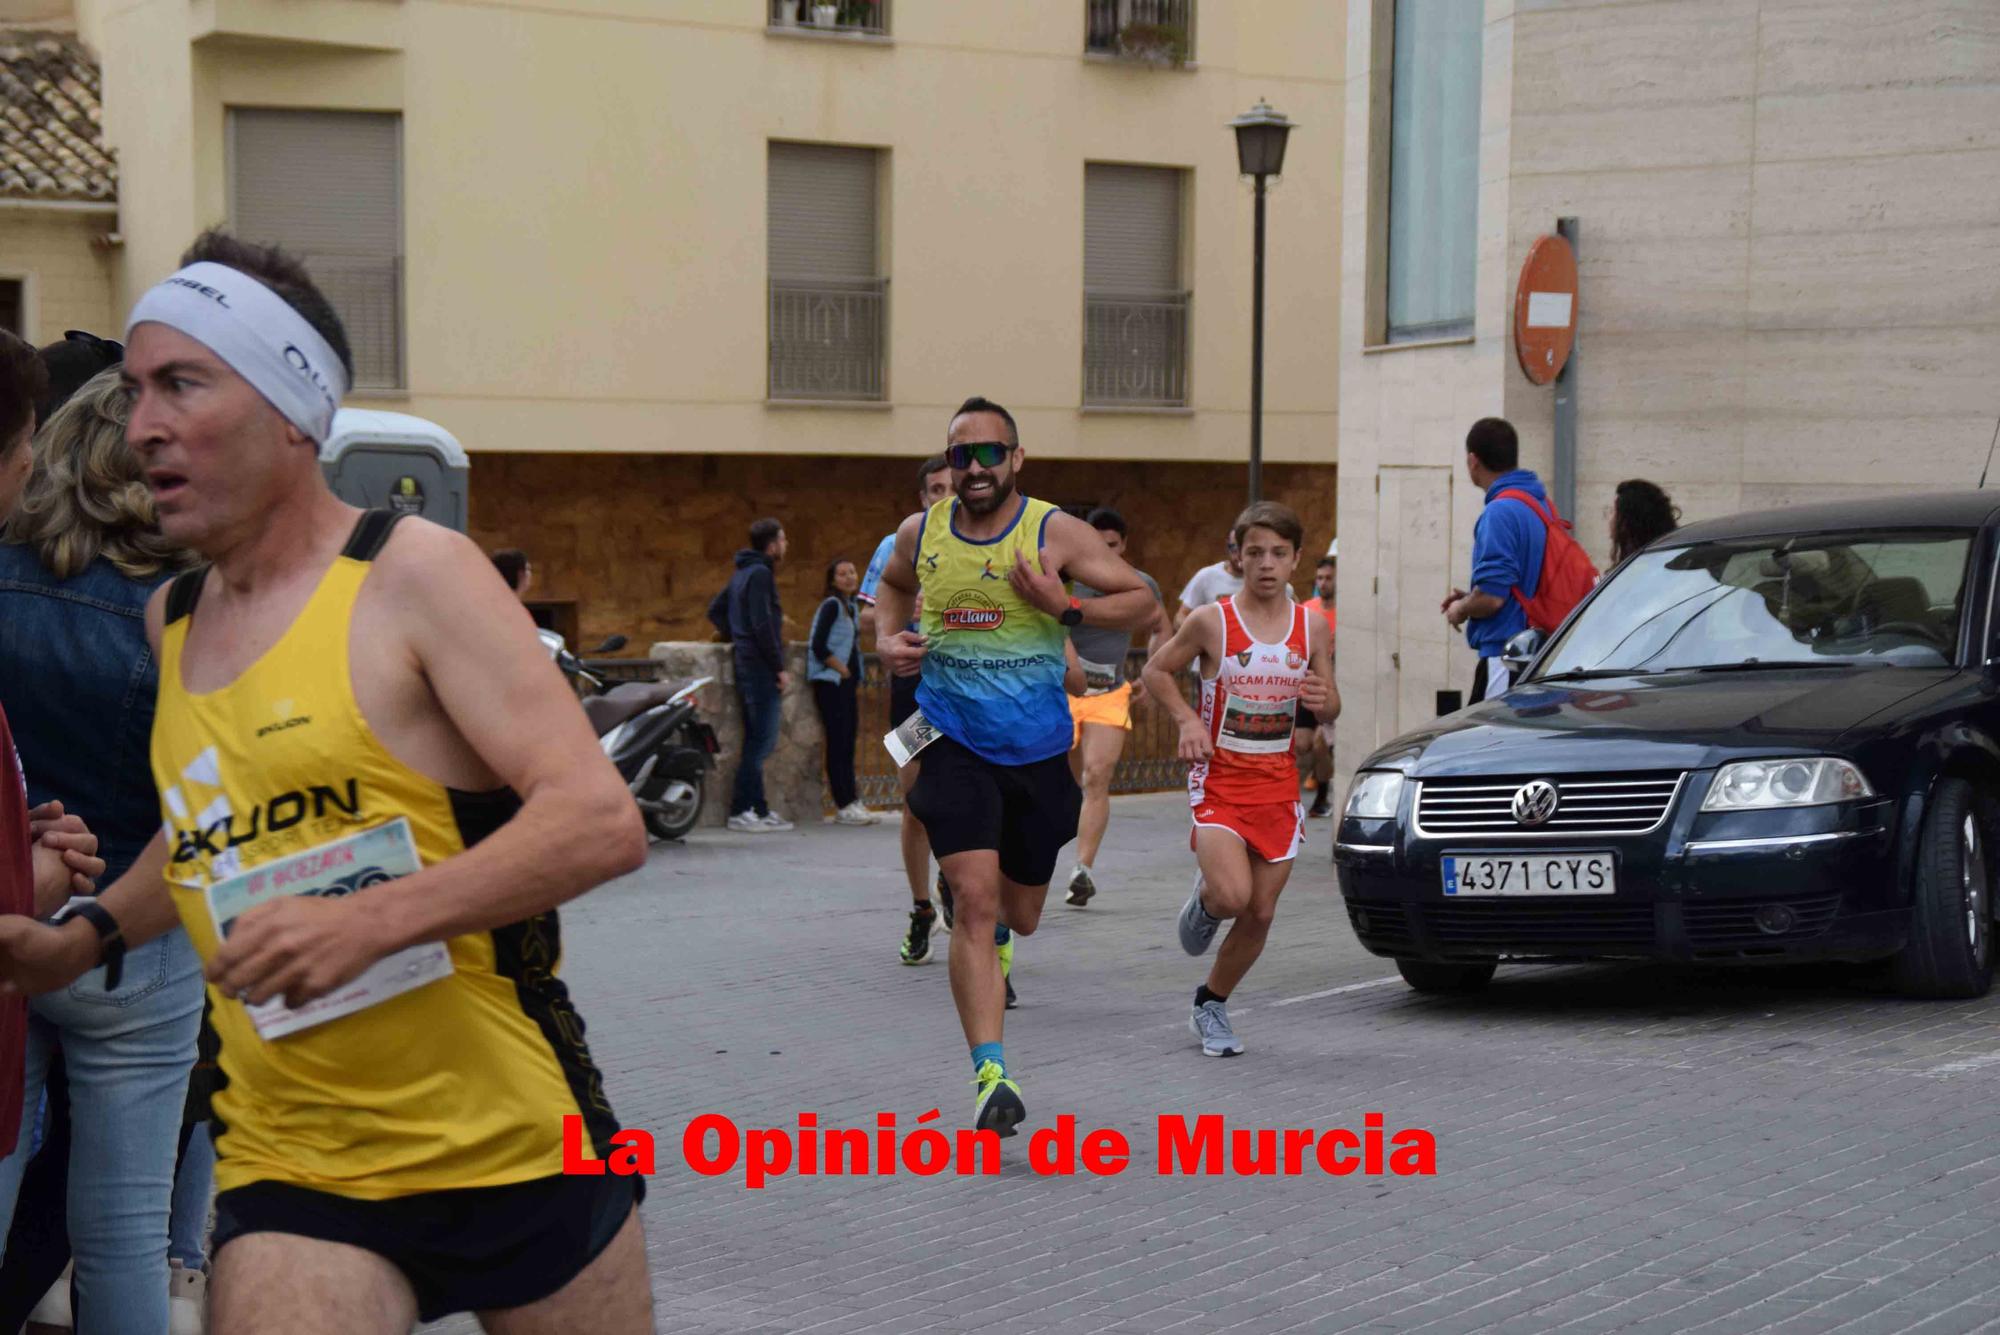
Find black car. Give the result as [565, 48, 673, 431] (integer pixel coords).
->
[1336, 492, 2000, 1000]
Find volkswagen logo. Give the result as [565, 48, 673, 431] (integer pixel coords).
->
[1511, 780, 1559, 826]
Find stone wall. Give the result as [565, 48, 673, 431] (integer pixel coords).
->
[650, 640, 827, 828]
[471, 452, 1338, 651]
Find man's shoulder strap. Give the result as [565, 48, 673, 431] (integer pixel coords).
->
[164, 567, 210, 624]
[341, 509, 408, 562]
[1494, 488, 1563, 530]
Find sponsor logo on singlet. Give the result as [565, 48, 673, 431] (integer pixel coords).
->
[941, 590, 1006, 631]
[171, 778, 362, 863]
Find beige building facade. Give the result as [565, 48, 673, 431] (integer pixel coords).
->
[1334, 0, 2000, 796]
[67, 0, 1347, 465]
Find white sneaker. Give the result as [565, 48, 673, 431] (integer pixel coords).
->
[169, 1263, 206, 1335]
[759, 811, 796, 832]
[28, 1263, 70, 1325]
[726, 812, 768, 833]
[835, 802, 879, 826]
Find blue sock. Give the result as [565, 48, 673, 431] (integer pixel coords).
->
[994, 922, 1011, 945]
[971, 1042, 1004, 1076]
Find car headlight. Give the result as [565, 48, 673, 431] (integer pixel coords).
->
[1701, 758, 1873, 811]
[1344, 771, 1406, 820]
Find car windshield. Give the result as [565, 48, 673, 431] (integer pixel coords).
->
[1535, 530, 1974, 676]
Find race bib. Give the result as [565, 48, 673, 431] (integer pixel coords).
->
[883, 707, 943, 768]
[204, 818, 454, 1041]
[1218, 693, 1297, 754]
[1079, 655, 1122, 694]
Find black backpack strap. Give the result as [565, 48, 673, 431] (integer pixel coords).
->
[341, 509, 408, 562]
[163, 568, 209, 624]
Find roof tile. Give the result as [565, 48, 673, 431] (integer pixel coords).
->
[0, 29, 113, 203]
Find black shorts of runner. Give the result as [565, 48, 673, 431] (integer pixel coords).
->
[210, 1171, 643, 1321]
[907, 734, 1081, 887]
[1295, 705, 1318, 731]
[889, 672, 921, 727]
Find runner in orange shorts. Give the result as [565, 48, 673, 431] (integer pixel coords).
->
[1062, 508, 1170, 907]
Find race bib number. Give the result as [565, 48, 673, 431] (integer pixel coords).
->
[883, 707, 943, 768]
[204, 818, 454, 1041]
[1080, 655, 1121, 694]
[1218, 693, 1297, 754]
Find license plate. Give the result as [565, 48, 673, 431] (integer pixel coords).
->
[1442, 852, 1616, 896]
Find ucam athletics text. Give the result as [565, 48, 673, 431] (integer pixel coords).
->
[562, 1112, 1436, 1188]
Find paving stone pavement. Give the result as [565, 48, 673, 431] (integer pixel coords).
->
[424, 792, 2000, 1334]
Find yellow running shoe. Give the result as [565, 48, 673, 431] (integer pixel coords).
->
[972, 1060, 1026, 1137]
[997, 934, 1017, 1009]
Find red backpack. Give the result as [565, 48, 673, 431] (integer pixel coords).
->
[1496, 489, 1599, 634]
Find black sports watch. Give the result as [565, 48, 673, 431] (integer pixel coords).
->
[53, 899, 125, 990]
[1059, 595, 1084, 627]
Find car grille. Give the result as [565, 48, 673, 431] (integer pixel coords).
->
[1347, 902, 1415, 953]
[1424, 901, 1657, 951]
[1414, 772, 1685, 838]
[1683, 896, 1840, 951]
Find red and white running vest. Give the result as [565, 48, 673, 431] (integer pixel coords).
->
[1190, 595, 1310, 807]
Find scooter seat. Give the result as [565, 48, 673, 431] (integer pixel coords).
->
[582, 681, 679, 735]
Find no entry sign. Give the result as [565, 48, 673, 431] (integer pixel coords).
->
[1514, 234, 1578, 385]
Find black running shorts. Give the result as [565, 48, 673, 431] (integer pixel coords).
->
[211, 1172, 642, 1321]
[889, 672, 921, 727]
[1294, 704, 1318, 731]
[907, 734, 1082, 887]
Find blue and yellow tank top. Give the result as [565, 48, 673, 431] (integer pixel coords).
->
[150, 511, 618, 1199]
[914, 494, 1072, 765]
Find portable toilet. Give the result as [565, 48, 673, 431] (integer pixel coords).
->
[320, 409, 470, 532]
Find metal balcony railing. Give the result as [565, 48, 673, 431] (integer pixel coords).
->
[307, 253, 403, 390]
[768, 278, 888, 402]
[1085, 0, 1195, 62]
[770, 0, 890, 36]
[1083, 291, 1189, 407]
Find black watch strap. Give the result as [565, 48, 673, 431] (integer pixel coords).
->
[66, 900, 125, 990]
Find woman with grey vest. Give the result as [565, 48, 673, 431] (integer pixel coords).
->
[809, 558, 877, 826]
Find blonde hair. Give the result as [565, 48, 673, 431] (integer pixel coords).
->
[6, 369, 198, 581]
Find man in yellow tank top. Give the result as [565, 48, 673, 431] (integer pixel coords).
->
[0, 232, 653, 1333]
[872, 397, 1156, 1136]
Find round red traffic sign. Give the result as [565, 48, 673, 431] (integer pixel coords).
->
[1514, 235, 1578, 386]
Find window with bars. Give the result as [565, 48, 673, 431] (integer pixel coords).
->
[1083, 163, 1188, 407]
[768, 142, 886, 402]
[229, 108, 405, 390]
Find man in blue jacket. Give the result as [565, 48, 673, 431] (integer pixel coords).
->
[1442, 418, 1547, 703]
[726, 517, 792, 831]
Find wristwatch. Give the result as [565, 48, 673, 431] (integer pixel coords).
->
[52, 899, 125, 990]
[1059, 595, 1084, 627]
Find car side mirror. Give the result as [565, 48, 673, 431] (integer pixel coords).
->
[1500, 628, 1545, 679]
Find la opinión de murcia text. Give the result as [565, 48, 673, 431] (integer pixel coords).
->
[563, 1112, 1437, 1187]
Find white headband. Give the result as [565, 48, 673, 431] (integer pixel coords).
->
[126, 261, 348, 445]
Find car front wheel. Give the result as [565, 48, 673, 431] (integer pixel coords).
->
[1396, 959, 1498, 994]
[1891, 777, 1995, 1000]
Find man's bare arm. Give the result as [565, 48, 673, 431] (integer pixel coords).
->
[871, 512, 928, 678]
[207, 524, 646, 1006]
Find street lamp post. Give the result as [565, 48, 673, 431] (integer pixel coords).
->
[1231, 100, 1293, 506]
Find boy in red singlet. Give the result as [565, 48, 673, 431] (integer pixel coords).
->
[1141, 501, 1337, 1057]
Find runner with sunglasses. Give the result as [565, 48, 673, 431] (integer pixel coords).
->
[870, 397, 1155, 1135]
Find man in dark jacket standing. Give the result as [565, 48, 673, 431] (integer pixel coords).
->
[726, 517, 793, 832]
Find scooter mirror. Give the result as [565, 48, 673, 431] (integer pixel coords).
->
[592, 634, 629, 654]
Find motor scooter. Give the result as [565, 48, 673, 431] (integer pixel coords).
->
[540, 631, 719, 841]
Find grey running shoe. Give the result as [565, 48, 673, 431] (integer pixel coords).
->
[1190, 999, 1245, 1057]
[1065, 866, 1096, 908]
[1177, 872, 1221, 956]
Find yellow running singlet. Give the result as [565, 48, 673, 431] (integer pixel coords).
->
[150, 511, 617, 1198]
